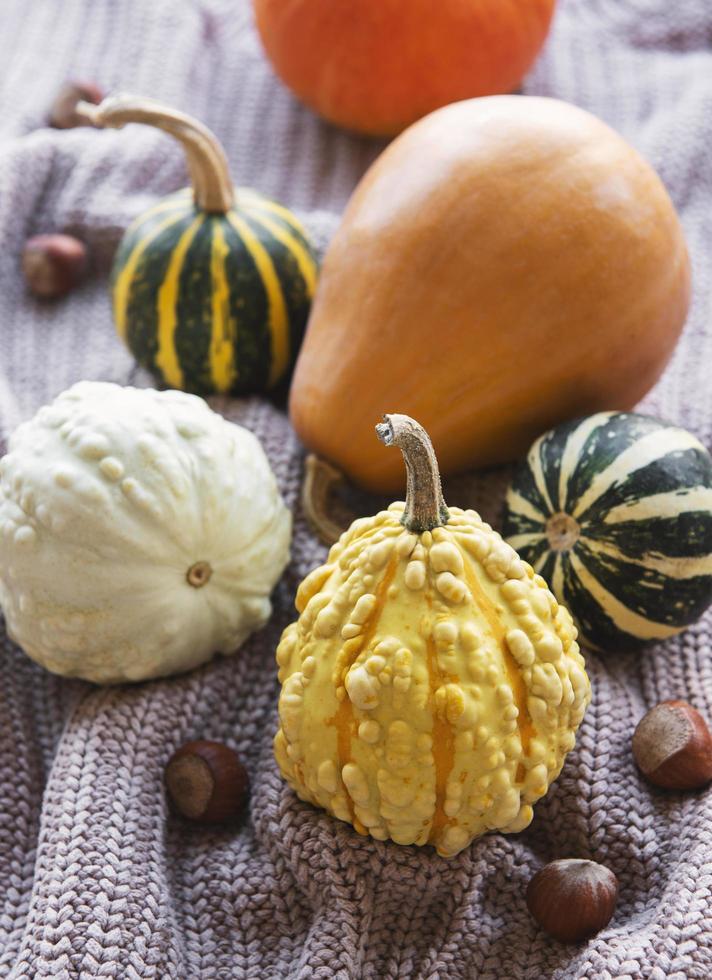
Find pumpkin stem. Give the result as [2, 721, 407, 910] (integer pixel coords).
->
[376, 414, 449, 533]
[301, 454, 353, 546]
[75, 94, 234, 214]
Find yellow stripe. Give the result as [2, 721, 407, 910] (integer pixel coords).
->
[227, 212, 289, 388]
[155, 215, 205, 389]
[551, 555, 564, 603]
[113, 210, 189, 341]
[569, 551, 679, 641]
[507, 532, 546, 553]
[505, 488, 546, 525]
[242, 208, 317, 296]
[527, 437, 555, 515]
[533, 552, 549, 574]
[208, 221, 236, 393]
[602, 487, 712, 525]
[238, 189, 308, 233]
[584, 537, 712, 581]
[573, 428, 706, 519]
[122, 190, 192, 240]
[558, 413, 615, 512]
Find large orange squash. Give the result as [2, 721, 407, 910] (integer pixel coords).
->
[289, 96, 691, 494]
[253, 0, 557, 136]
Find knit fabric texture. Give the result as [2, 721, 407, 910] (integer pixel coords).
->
[1, 1, 711, 977]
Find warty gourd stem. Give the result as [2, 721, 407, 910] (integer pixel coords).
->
[75, 94, 235, 214]
[376, 414, 449, 533]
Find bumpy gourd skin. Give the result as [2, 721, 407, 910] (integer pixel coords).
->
[275, 503, 591, 857]
[0, 382, 291, 683]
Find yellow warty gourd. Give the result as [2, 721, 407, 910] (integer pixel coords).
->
[275, 415, 591, 857]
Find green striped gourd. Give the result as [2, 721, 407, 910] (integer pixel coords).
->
[502, 412, 712, 651]
[80, 95, 317, 395]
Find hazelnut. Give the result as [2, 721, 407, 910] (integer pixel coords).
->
[49, 80, 104, 129]
[22, 234, 88, 299]
[526, 859, 618, 944]
[164, 740, 249, 824]
[632, 699, 712, 791]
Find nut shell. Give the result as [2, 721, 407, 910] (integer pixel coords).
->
[49, 80, 104, 129]
[165, 740, 249, 824]
[632, 700, 712, 791]
[526, 858, 618, 944]
[22, 234, 88, 299]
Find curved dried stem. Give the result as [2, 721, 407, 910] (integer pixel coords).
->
[76, 94, 234, 213]
[376, 414, 449, 533]
[302, 454, 353, 546]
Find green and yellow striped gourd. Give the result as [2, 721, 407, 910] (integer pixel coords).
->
[81, 95, 317, 395]
[502, 412, 712, 652]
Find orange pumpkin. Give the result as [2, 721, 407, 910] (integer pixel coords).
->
[289, 96, 691, 494]
[253, 0, 557, 136]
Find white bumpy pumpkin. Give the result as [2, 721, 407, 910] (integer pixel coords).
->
[0, 382, 291, 683]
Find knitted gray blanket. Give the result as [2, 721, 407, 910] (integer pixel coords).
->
[1, 1, 711, 977]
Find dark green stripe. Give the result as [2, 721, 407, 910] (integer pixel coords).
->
[538, 551, 558, 585]
[579, 448, 712, 526]
[222, 217, 272, 394]
[502, 509, 546, 540]
[565, 413, 662, 513]
[242, 212, 313, 370]
[113, 194, 193, 275]
[508, 454, 552, 522]
[111, 232, 138, 285]
[584, 509, 712, 560]
[172, 219, 215, 394]
[538, 423, 573, 512]
[576, 540, 712, 629]
[242, 197, 316, 256]
[559, 553, 644, 651]
[120, 207, 196, 377]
